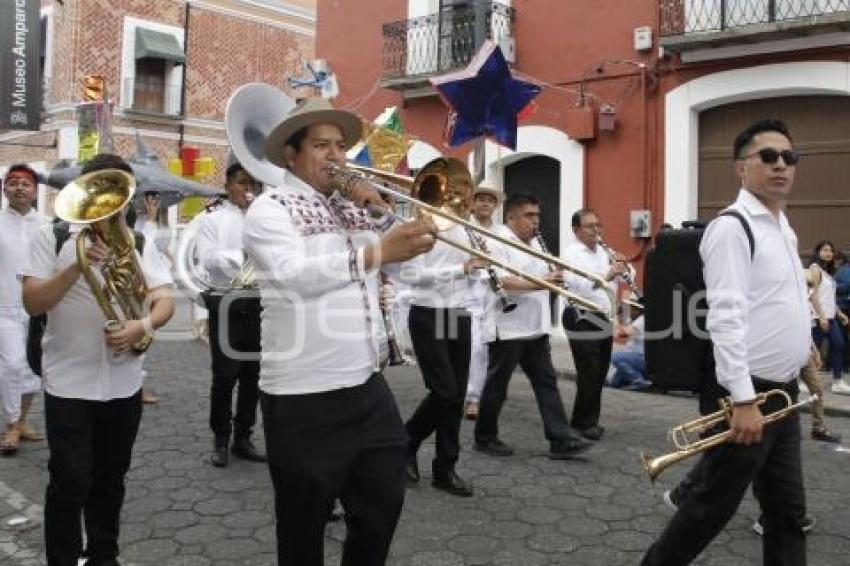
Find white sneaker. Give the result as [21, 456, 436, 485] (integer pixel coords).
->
[831, 380, 850, 395]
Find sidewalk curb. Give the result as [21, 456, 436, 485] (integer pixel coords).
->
[554, 370, 850, 419]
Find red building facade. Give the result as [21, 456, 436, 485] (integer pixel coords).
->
[318, 0, 850, 263]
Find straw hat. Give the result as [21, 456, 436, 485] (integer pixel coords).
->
[265, 98, 362, 168]
[473, 178, 503, 201]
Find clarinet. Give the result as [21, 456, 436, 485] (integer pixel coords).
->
[596, 236, 642, 302]
[464, 228, 517, 313]
[379, 272, 407, 366]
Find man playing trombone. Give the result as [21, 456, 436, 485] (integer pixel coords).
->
[642, 118, 810, 566]
[244, 97, 436, 565]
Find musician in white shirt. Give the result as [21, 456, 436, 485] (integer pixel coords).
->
[397, 158, 486, 498]
[561, 209, 626, 441]
[0, 164, 48, 455]
[194, 160, 266, 467]
[244, 97, 436, 565]
[642, 118, 810, 566]
[472, 193, 592, 459]
[21, 154, 175, 566]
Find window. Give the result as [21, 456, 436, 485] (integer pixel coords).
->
[120, 19, 185, 116]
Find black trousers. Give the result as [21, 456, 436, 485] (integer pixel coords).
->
[43, 390, 143, 566]
[562, 307, 613, 430]
[475, 335, 576, 446]
[204, 292, 261, 440]
[261, 374, 407, 566]
[405, 305, 472, 475]
[642, 381, 806, 566]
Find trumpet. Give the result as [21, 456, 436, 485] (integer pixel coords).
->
[597, 236, 643, 309]
[640, 390, 817, 482]
[326, 163, 616, 319]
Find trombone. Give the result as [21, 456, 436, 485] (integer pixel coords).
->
[640, 390, 817, 482]
[327, 162, 617, 319]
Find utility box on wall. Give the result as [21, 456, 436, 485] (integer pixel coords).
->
[630, 210, 651, 238]
[564, 106, 596, 140]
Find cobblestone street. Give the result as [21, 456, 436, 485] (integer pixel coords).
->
[2, 338, 850, 565]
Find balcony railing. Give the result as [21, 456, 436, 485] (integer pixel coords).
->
[660, 0, 850, 37]
[382, 1, 515, 82]
[121, 78, 183, 117]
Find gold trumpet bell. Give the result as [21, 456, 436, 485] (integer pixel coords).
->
[411, 157, 473, 230]
[54, 169, 136, 223]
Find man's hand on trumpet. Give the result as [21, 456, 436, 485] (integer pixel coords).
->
[542, 269, 565, 288]
[729, 403, 764, 445]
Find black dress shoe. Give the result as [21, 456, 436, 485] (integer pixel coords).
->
[432, 470, 473, 497]
[211, 441, 229, 468]
[579, 425, 605, 441]
[405, 450, 420, 485]
[812, 428, 842, 443]
[473, 438, 514, 457]
[549, 436, 593, 460]
[231, 437, 267, 463]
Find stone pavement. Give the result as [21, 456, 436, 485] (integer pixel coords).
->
[2, 337, 850, 565]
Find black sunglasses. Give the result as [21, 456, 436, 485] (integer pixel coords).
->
[741, 148, 800, 166]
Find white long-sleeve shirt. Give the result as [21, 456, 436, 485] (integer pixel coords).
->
[0, 207, 48, 312]
[243, 173, 391, 395]
[194, 200, 249, 289]
[397, 224, 477, 309]
[561, 239, 618, 315]
[485, 230, 552, 342]
[700, 189, 810, 402]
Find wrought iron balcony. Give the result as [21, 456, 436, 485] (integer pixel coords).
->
[661, 0, 850, 37]
[381, 1, 515, 94]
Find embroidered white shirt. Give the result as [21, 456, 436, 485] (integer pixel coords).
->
[561, 240, 618, 314]
[243, 173, 392, 395]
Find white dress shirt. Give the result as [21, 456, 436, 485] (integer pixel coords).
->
[0, 207, 49, 312]
[812, 266, 838, 320]
[21, 223, 173, 401]
[700, 189, 810, 402]
[485, 231, 552, 342]
[398, 224, 476, 309]
[194, 200, 249, 289]
[243, 173, 391, 395]
[561, 239, 618, 315]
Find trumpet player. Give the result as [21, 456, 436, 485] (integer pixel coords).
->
[244, 97, 436, 565]
[561, 209, 629, 441]
[642, 119, 810, 566]
[195, 156, 266, 467]
[21, 154, 175, 566]
[473, 194, 592, 459]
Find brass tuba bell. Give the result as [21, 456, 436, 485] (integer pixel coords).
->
[54, 169, 152, 354]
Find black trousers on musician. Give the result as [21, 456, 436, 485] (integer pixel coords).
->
[475, 335, 576, 446]
[642, 380, 806, 566]
[561, 307, 613, 431]
[43, 390, 143, 566]
[261, 373, 407, 566]
[204, 292, 261, 441]
[406, 305, 472, 476]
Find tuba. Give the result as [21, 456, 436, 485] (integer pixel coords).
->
[53, 169, 152, 353]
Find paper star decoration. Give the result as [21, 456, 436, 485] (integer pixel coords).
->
[431, 40, 541, 150]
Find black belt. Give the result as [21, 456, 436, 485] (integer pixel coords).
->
[410, 305, 471, 317]
[751, 376, 799, 395]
